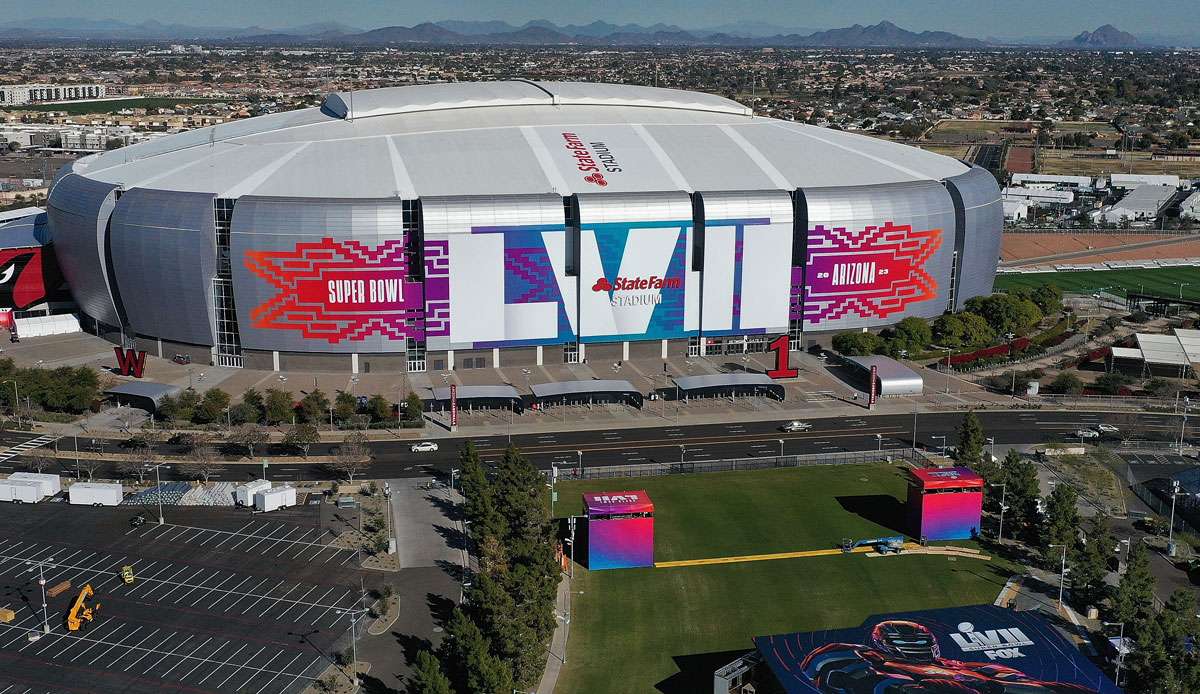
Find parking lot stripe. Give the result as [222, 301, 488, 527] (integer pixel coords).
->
[158, 636, 213, 677]
[193, 642, 248, 685]
[237, 650, 284, 691]
[142, 520, 347, 555]
[178, 571, 233, 606]
[177, 639, 228, 682]
[222, 578, 271, 612]
[251, 651, 305, 694]
[214, 645, 266, 690]
[208, 575, 254, 610]
[120, 631, 173, 672]
[150, 568, 208, 602]
[84, 624, 143, 665]
[239, 580, 287, 614]
[258, 584, 306, 618]
[242, 525, 292, 553]
[99, 626, 159, 669]
[291, 587, 338, 623]
[138, 633, 193, 674]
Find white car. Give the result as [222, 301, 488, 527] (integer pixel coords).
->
[780, 421, 813, 432]
[1096, 424, 1120, 435]
[1074, 429, 1100, 439]
[410, 441, 440, 453]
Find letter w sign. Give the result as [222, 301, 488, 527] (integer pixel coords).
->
[114, 347, 147, 378]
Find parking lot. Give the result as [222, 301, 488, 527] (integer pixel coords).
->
[1119, 451, 1197, 484]
[0, 502, 378, 694]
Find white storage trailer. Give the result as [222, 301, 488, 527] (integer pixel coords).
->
[0, 478, 44, 503]
[69, 482, 123, 506]
[236, 480, 271, 507]
[254, 486, 296, 513]
[8, 472, 61, 497]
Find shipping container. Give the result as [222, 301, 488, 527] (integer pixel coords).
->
[9, 472, 61, 497]
[254, 486, 296, 513]
[68, 482, 123, 506]
[0, 478, 44, 503]
[235, 479, 271, 507]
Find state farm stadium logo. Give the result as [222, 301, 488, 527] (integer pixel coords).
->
[803, 221, 942, 324]
[563, 132, 623, 187]
[592, 275, 680, 307]
[245, 237, 417, 343]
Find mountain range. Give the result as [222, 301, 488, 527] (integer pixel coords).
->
[0, 17, 1169, 49]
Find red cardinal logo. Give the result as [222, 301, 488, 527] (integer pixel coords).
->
[591, 277, 612, 292]
[583, 172, 608, 187]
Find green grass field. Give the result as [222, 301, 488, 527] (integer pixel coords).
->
[553, 465, 1015, 693]
[994, 267, 1200, 301]
[3, 97, 223, 115]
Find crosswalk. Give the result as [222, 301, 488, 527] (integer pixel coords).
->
[0, 434, 60, 466]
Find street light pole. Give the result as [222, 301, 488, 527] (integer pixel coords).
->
[778, 438, 785, 464]
[3, 379, 18, 428]
[990, 482, 1006, 543]
[25, 558, 55, 635]
[875, 433, 883, 451]
[944, 348, 952, 395]
[986, 437, 995, 461]
[576, 450, 582, 478]
[1049, 543, 1069, 607]
[1103, 621, 1125, 687]
[155, 461, 164, 524]
[1168, 479, 1181, 550]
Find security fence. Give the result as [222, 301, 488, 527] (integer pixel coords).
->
[549, 447, 923, 482]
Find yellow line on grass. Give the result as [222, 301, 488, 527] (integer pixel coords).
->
[654, 542, 925, 568]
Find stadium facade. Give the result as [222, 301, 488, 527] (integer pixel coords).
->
[45, 81, 1002, 373]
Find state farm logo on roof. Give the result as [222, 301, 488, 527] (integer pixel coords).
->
[562, 132, 623, 187]
[929, 470, 962, 479]
[596, 494, 639, 504]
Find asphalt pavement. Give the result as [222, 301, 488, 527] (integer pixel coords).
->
[3, 408, 1189, 483]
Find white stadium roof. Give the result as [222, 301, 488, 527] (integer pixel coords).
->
[70, 81, 970, 199]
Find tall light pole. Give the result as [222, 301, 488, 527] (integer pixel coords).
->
[150, 460, 166, 524]
[986, 437, 996, 461]
[1168, 479, 1181, 553]
[990, 482, 1007, 543]
[911, 408, 918, 456]
[1049, 543, 1069, 607]
[1179, 396, 1191, 455]
[337, 607, 368, 692]
[1103, 621, 1125, 687]
[24, 557, 56, 636]
[944, 348, 952, 394]
[777, 438, 785, 463]
[932, 434, 947, 457]
[575, 450, 582, 478]
[875, 433, 883, 451]
[679, 444, 686, 465]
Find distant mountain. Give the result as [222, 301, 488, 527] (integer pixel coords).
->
[783, 21, 987, 48]
[280, 21, 361, 36]
[1057, 24, 1141, 48]
[346, 22, 461, 44]
[435, 20, 520, 36]
[695, 21, 821, 38]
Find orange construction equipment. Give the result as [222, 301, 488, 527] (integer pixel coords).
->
[47, 580, 71, 598]
[65, 584, 100, 632]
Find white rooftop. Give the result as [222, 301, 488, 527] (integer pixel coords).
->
[1135, 332, 1191, 366]
[70, 81, 969, 199]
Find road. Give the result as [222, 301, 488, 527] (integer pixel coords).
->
[9, 409, 1190, 483]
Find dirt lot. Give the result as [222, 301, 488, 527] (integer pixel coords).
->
[1001, 233, 1174, 262]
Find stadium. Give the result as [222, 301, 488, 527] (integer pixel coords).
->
[43, 81, 1002, 373]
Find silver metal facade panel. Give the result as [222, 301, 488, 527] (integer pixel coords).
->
[530, 379, 637, 397]
[421, 195, 564, 236]
[945, 166, 1003, 310]
[801, 181, 956, 332]
[576, 191, 693, 224]
[532, 81, 752, 116]
[230, 197, 417, 353]
[700, 190, 793, 223]
[109, 188, 217, 345]
[46, 173, 121, 326]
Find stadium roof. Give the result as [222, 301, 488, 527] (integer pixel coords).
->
[0, 211, 49, 249]
[431, 385, 521, 401]
[531, 379, 638, 398]
[69, 81, 969, 200]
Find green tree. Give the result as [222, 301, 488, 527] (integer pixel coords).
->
[1124, 618, 1172, 693]
[408, 650, 452, 694]
[954, 410, 986, 466]
[264, 388, 294, 425]
[1113, 541, 1157, 627]
[832, 331, 883, 356]
[1000, 450, 1042, 545]
[227, 401, 260, 425]
[405, 391, 424, 422]
[241, 387, 265, 422]
[892, 316, 933, 349]
[459, 441, 505, 541]
[333, 390, 357, 425]
[365, 394, 392, 423]
[437, 608, 514, 694]
[194, 387, 231, 424]
[1094, 372, 1133, 396]
[298, 388, 330, 424]
[1069, 515, 1113, 611]
[174, 388, 201, 422]
[1049, 371, 1084, 395]
[1042, 482, 1080, 555]
[231, 424, 270, 459]
[283, 423, 320, 457]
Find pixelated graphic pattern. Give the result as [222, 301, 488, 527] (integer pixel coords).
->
[423, 238, 451, 338]
[245, 237, 422, 343]
[802, 221, 942, 326]
[589, 517, 655, 570]
[500, 230, 574, 342]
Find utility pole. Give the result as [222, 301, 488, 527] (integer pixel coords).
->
[990, 483, 1007, 543]
[1049, 543, 1069, 607]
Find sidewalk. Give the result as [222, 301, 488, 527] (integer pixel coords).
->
[536, 575, 572, 694]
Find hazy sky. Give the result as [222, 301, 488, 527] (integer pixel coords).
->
[4, 0, 1194, 39]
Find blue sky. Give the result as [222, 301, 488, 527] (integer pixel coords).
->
[4, 0, 1193, 39]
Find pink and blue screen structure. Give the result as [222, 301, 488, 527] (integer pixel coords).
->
[907, 467, 984, 541]
[584, 491, 655, 570]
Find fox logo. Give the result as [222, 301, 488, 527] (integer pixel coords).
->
[583, 172, 608, 187]
[592, 277, 612, 292]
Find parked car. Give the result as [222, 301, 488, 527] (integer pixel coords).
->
[1096, 424, 1120, 435]
[410, 441, 440, 453]
[1074, 428, 1100, 439]
[780, 421, 813, 432]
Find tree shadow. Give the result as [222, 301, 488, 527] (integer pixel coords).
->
[835, 494, 910, 536]
[357, 673, 395, 694]
[392, 632, 432, 668]
[655, 649, 755, 694]
[423, 493, 463, 522]
[435, 558, 471, 584]
[426, 592, 455, 628]
[431, 523, 468, 551]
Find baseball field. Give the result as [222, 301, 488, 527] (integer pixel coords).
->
[994, 266, 1200, 301]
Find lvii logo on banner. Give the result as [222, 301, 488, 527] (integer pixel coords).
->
[246, 237, 420, 343]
